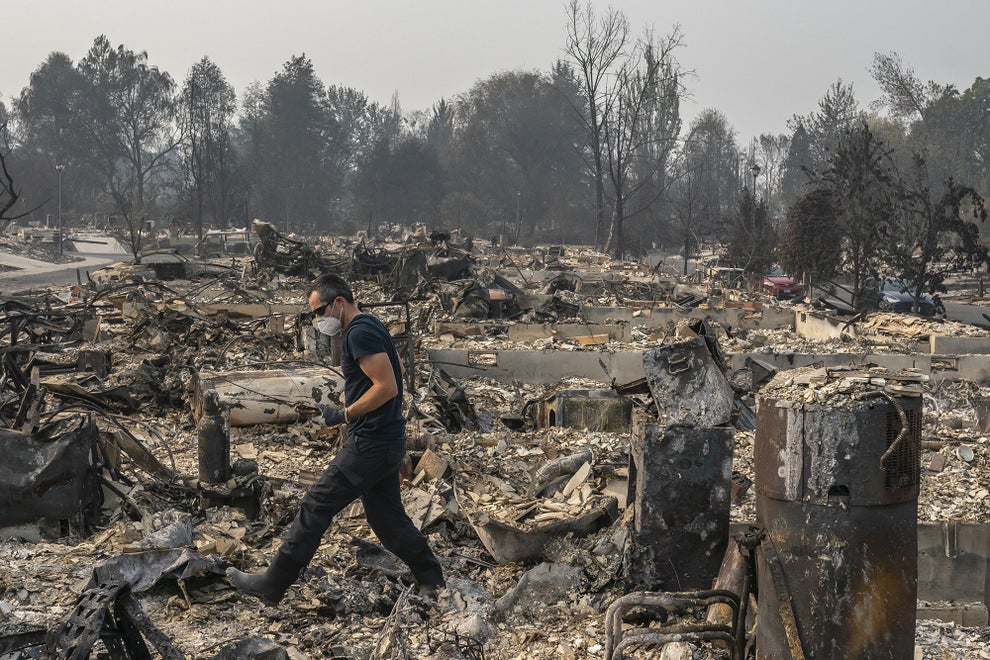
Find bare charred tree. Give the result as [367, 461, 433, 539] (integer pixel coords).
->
[74, 36, 179, 260]
[755, 133, 790, 223]
[602, 28, 686, 258]
[0, 122, 42, 232]
[78, 36, 179, 212]
[564, 0, 630, 251]
[0, 123, 23, 231]
[622, 41, 684, 257]
[110, 189, 148, 262]
[669, 160, 704, 274]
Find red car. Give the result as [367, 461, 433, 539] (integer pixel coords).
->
[763, 266, 804, 299]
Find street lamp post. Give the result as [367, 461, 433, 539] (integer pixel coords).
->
[515, 191, 521, 245]
[55, 163, 65, 255]
[749, 163, 761, 227]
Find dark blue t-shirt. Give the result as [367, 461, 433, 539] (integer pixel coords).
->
[341, 314, 405, 447]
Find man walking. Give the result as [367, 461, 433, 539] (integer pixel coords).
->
[227, 273, 445, 603]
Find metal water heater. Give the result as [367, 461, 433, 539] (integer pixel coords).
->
[754, 367, 922, 659]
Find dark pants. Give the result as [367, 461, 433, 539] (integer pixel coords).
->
[278, 436, 444, 587]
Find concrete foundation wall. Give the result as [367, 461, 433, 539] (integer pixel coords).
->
[930, 336, 990, 355]
[427, 349, 646, 385]
[507, 323, 631, 342]
[794, 310, 853, 341]
[918, 522, 989, 603]
[580, 306, 794, 331]
[728, 352, 933, 373]
[429, 348, 990, 385]
[796, 311, 990, 359]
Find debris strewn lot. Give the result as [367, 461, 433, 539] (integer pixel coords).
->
[1, 224, 989, 658]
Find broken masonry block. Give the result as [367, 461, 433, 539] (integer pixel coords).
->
[624, 424, 733, 592]
[643, 337, 733, 427]
[495, 562, 586, 616]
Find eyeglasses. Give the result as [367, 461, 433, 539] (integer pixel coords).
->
[312, 301, 331, 317]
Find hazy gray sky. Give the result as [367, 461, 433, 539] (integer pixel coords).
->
[5, 0, 988, 142]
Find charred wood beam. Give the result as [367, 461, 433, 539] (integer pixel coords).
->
[2, 349, 30, 392]
[0, 627, 47, 656]
[116, 589, 184, 659]
[12, 382, 41, 432]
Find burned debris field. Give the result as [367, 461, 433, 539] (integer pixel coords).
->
[2, 224, 990, 659]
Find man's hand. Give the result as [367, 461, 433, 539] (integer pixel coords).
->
[296, 403, 345, 426]
[317, 404, 346, 426]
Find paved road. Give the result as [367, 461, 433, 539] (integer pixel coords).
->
[944, 302, 990, 330]
[0, 252, 126, 294]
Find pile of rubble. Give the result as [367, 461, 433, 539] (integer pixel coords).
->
[1, 220, 988, 658]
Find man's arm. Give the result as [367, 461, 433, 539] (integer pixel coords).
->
[345, 352, 399, 420]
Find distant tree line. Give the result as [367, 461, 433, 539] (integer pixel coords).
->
[0, 4, 987, 284]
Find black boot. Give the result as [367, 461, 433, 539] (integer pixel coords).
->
[226, 553, 303, 605]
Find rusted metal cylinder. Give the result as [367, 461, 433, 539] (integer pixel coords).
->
[754, 389, 920, 659]
[197, 390, 230, 484]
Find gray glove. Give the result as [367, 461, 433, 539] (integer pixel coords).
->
[317, 404, 346, 426]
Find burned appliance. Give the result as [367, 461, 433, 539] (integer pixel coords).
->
[754, 366, 923, 659]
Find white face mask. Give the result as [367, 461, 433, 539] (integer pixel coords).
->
[315, 303, 342, 336]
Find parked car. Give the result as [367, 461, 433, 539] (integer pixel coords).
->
[878, 279, 937, 316]
[762, 266, 804, 299]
